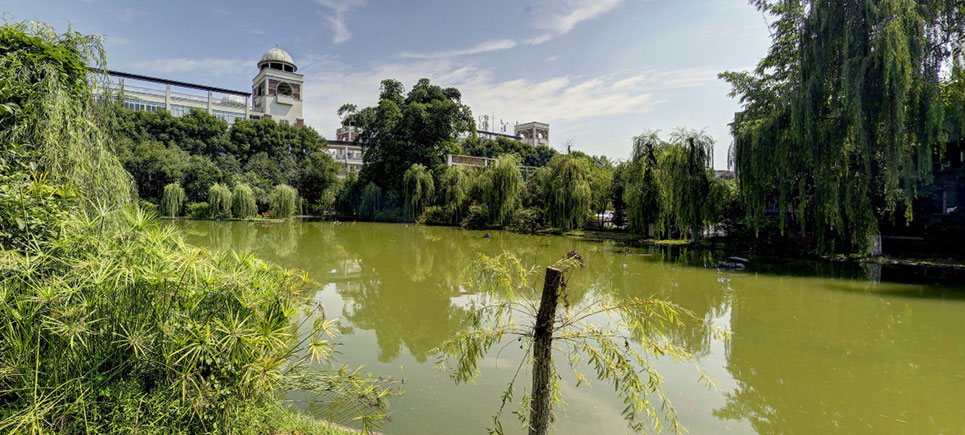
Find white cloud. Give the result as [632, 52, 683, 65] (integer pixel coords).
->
[536, 0, 623, 35]
[399, 39, 518, 60]
[297, 56, 718, 144]
[315, 0, 367, 44]
[398, 0, 624, 59]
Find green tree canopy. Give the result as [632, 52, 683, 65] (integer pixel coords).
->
[720, 0, 965, 253]
[342, 78, 475, 192]
[538, 154, 593, 231]
[462, 136, 558, 167]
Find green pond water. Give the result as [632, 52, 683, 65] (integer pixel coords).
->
[172, 220, 965, 434]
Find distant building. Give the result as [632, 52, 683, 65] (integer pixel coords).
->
[514, 121, 550, 147]
[101, 47, 304, 127]
[326, 140, 364, 177]
[250, 47, 304, 127]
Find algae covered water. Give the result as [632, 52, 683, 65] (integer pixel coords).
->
[173, 220, 965, 434]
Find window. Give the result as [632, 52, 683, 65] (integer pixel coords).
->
[170, 105, 192, 117]
[212, 109, 246, 125]
[277, 82, 293, 97]
[280, 119, 290, 126]
[123, 97, 164, 113]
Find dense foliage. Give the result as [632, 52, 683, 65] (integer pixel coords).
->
[536, 154, 593, 231]
[402, 163, 434, 221]
[340, 79, 474, 192]
[720, 0, 965, 253]
[462, 136, 557, 167]
[480, 155, 522, 227]
[231, 182, 258, 219]
[270, 184, 299, 218]
[0, 21, 395, 433]
[207, 182, 233, 219]
[160, 182, 185, 217]
[619, 129, 726, 240]
[111, 106, 339, 215]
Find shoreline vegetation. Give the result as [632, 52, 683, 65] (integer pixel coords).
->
[0, 22, 395, 434]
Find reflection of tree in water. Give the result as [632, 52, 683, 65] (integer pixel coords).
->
[714, 278, 965, 433]
[335, 224, 478, 363]
[580, 244, 730, 358]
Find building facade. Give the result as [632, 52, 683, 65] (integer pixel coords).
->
[250, 48, 304, 127]
[103, 47, 304, 127]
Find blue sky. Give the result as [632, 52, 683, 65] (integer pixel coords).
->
[2, 0, 772, 168]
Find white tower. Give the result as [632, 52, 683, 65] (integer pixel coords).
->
[251, 47, 304, 128]
[515, 121, 550, 147]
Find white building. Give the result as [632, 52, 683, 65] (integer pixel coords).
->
[250, 47, 304, 127]
[514, 121, 550, 147]
[102, 47, 304, 127]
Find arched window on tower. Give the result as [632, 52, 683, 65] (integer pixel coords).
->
[277, 82, 293, 97]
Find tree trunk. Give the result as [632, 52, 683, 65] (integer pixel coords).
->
[529, 266, 564, 435]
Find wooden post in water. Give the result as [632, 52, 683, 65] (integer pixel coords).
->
[529, 266, 564, 435]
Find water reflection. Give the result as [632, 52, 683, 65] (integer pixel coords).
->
[173, 220, 965, 434]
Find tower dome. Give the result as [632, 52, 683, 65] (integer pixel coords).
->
[258, 47, 297, 73]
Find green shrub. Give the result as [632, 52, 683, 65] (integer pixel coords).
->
[507, 207, 544, 234]
[373, 208, 401, 222]
[186, 201, 209, 219]
[207, 183, 233, 219]
[231, 183, 258, 219]
[422, 205, 449, 225]
[160, 182, 186, 217]
[270, 184, 298, 218]
[461, 204, 490, 229]
[138, 199, 158, 215]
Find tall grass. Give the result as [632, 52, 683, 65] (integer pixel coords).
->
[0, 21, 398, 433]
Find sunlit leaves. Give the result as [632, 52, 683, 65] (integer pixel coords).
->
[435, 252, 726, 433]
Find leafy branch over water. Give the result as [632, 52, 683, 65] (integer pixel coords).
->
[434, 252, 727, 434]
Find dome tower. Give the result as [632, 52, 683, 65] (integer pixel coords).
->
[250, 47, 304, 128]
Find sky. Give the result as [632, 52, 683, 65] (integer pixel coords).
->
[1, 0, 773, 168]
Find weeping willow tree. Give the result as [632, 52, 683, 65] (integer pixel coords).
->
[232, 182, 257, 218]
[0, 21, 399, 434]
[436, 165, 474, 224]
[538, 154, 593, 231]
[657, 128, 714, 240]
[270, 184, 299, 218]
[359, 182, 382, 220]
[402, 163, 435, 221]
[625, 130, 662, 235]
[0, 22, 133, 215]
[720, 0, 965, 254]
[624, 129, 717, 240]
[160, 182, 185, 217]
[481, 154, 522, 226]
[946, 50, 965, 127]
[208, 182, 233, 219]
